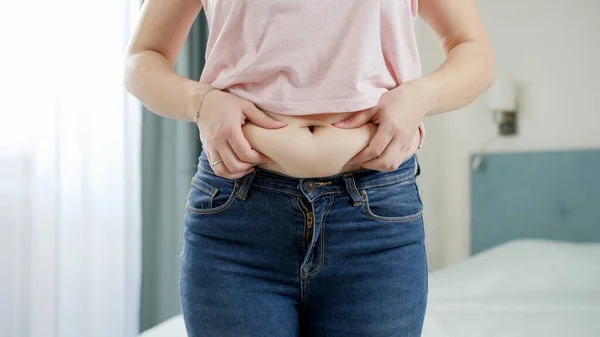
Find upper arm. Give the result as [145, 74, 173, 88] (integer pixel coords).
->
[418, 0, 490, 55]
[126, 0, 203, 65]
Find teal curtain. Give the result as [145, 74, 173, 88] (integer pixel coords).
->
[139, 14, 208, 332]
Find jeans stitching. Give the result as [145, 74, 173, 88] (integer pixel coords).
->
[361, 189, 423, 223]
[191, 171, 415, 199]
[314, 190, 345, 199]
[189, 180, 219, 209]
[186, 183, 240, 215]
[296, 197, 309, 255]
[236, 170, 257, 200]
[309, 195, 333, 275]
[190, 180, 217, 197]
[296, 196, 309, 305]
[358, 175, 415, 190]
[252, 184, 302, 197]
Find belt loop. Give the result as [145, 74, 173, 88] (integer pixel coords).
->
[342, 173, 363, 206]
[236, 169, 257, 200]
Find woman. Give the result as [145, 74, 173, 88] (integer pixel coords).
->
[125, 0, 494, 336]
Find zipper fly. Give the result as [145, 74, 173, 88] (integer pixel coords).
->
[299, 198, 314, 246]
[304, 211, 313, 245]
[306, 212, 313, 228]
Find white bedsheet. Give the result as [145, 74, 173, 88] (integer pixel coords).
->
[139, 239, 600, 337]
[422, 239, 600, 337]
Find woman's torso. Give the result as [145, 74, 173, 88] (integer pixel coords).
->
[200, 0, 423, 178]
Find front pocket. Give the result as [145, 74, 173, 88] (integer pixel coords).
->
[186, 175, 240, 215]
[361, 179, 423, 223]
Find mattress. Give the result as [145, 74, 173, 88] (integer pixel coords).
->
[422, 239, 600, 337]
[139, 240, 600, 337]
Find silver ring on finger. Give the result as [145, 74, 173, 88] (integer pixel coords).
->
[211, 159, 223, 167]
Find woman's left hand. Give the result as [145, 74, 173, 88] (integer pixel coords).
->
[333, 80, 431, 171]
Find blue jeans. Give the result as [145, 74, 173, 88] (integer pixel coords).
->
[180, 150, 428, 337]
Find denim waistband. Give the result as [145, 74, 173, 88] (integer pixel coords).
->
[198, 150, 420, 202]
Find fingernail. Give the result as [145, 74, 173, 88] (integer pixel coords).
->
[347, 161, 355, 164]
[334, 121, 345, 127]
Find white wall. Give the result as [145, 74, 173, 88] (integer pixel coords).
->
[416, 0, 600, 269]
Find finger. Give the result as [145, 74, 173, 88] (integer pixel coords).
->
[244, 103, 287, 129]
[361, 137, 407, 172]
[210, 147, 250, 179]
[207, 146, 223, 172]
[207, 147, 232, 177]
[229, 128, 270, 164]
[349, 125, 394, 163]
[218, 143, 254, 174]
[211, 158, 253, 180]
[333, 107, 376, 129]
[226, 167, 255, 180]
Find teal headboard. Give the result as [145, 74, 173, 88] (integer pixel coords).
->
[470, 149, 600, 254]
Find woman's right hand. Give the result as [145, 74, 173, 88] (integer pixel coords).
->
[197, 88, 287, 179]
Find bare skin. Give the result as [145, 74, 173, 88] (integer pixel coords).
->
[335, 0, 495, 171]
[242, 110, 420, 178]
[124, 0, 494, 179]
[124, 0, 284, 179]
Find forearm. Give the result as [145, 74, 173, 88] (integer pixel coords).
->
[420, 38, 495, 117]
[124, 50, 213, 122]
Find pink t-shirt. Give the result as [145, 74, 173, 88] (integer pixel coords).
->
[199, 0, 422, 115]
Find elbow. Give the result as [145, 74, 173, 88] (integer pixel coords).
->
[484, 57, 496, 92]
[123, 52, 139, 96]
[482, 42, 496, 91]
[446, 36, 497, 92]
[481, 64, 496, 94]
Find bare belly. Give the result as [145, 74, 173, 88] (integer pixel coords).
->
[242, 109, 420, 178]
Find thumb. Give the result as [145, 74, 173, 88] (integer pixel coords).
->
[244, 104, 287, 129]
[333, 107, 376, 128]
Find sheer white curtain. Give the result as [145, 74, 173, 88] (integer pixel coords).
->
[1, 1, 141, 337]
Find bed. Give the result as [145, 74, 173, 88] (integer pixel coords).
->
[422, 239, 600, 337]
[140, 150, 600, 337]
[422, 150, 600, 337]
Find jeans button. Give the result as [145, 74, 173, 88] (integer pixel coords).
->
[304, 181, 316, 191]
